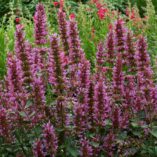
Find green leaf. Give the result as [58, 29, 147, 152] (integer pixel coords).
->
[90, 141, 99, 147]
[68, 148, 79, 157]
[131, 121, 139, 128]
[132, 130, 142, 137]
[19, 111, 27, 117]
[25, 100, 32, 109]
[150, 126, 157, 138]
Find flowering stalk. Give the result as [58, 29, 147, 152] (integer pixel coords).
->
[34, 3, 48, 45]
[87, 80, 95, 130]
[94, 79, 111, 127]
[96, 42, 105, 80]
[58, 9, 69, 54]
[112, 106, 128, 130]
[96, 42, 104, 67]
[125, 31, 136, 73]
[112, 53, 124, 102]
[31, 75, 46, 124]
[105, 29, 115, 65]
[48, 34, 67, 155]
[114, 19, 126, 54]
[48, 34, 67, 115]
[136, 36, 155, 121]
[5, 53, 23, 94]
[0, 107, 12, 142]
[67, 18, 85, 94]
[33, 139, 45, 157]
[15, 24, 33, 87]
[124, 75, 136, 112]
[80, 138, 93, 157]
[33, 122, 58, 157]
[74, 102, 87, 135]
[67, 18, 85, 64]
[32, 48, 44, 74]
[104, 131, 115, 157]
[136, 36, 154, 89]
[74, 59, 91, 135]
[77, 59, 91, 103]
[48, 34, 66, 95]
[42, 122, 58, 157]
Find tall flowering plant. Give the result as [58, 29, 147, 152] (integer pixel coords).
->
[1, 2, 157, 157]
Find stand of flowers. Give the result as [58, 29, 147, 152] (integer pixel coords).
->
[1, 2, 157, 157]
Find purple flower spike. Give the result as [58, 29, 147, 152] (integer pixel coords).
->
[105, 29, 115, 65]
[0, 107, 12, 142]
[80, 138, 93, 157]
[58, 9, 69, 54]
[48, 34, 66, 95]
[15, 25, 33, 86]
[34, 3, 48, 45]
[94, 80, 111, 127]
[33, 139, 45, 157]
[136, 36, 154, 89]
[112, 53, 124, 102]
[33, 122, 58, 157]
[125, 31, 136, 73]
[5, 53, 23, 93]
[114, 19, 126, 54]
[67, 19, 85, 64]
[42, 122, 58, 157]
[31, 75, 46, 123]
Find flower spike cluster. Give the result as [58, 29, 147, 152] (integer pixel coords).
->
[1, 3, 157, 157]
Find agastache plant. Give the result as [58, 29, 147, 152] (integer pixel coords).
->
[42, 122, 58, 157]
[0, 107, 12, 142]
[80, 138, 93, 157]
[34, 3, 48, 45]
[87, 79, 95, 129]
[48, 34, 66, 95]
[105, 29, 115, 65]
[1, 2, 157, 157]
[31, 75, 46, 124]
[94, 79, 111, 127]
[67, 17, 85, 94]
[48, 34, 68, 155]
[15, 24, 33, 87]
[114, 19, 126, 54]
[136, 36, 156, 120]
[74, 58, 91, 135]
[5, 53, 23, 95]
[58, 9, 69, 54]
[33, 139, 45, 157]
[33, 122, 58, 157]
[125, 31, 136, 73]
[95, 42, 105, 80]
[67, 18, 84, 64]
[136, 36, 154, 89]
[112, 53, 124, 102]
